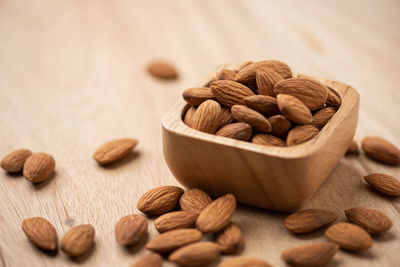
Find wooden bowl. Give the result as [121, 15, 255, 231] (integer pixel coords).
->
[162, 65, 359, 212]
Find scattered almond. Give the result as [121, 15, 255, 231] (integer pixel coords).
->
[169, 241, 221, 267]
[146, 228, 202, 253]
[361, 136, 400, 164]
[154, 211, 198, 233]
[214, 222, 244, 254]
[345, 207, 393, 234]
[60, 224, 95, 257]
[252, 134, 286, 147]
[216, 122, 252, 141]
[183, 106, 197, 127]
[137, 186, 184, 215]
[364, 173, 400, 197]
[312, 107, 336, 130]
[268, 114, 291, 138]
[93, 138, 138, 165]
[211, 80, 255, 107]
[284, 209, 338, 234]
[1, 149, 32, 173]
[22, 217, 58, 251]
[281, 242, 339, 267]
[183, 87, 215, 105]
[23, 152, 56, 183]
[147, 60, 178, 80]
[346, 139, 359, 154]
[325, 222, 372, 251]
[115, 214, 148, 246]
[235, 60, 292, 85]
[218, 257, 272, 267]
[131, 253, 163, 267]
[256, 67, 284, 97]
[180, 189, 212, 214]
[243, 95, 279, 116]
[231, 105, 271, 133]
[286, 125, 319, 146]
[277, 94, 313, 124]
[192, 100, 222, 134]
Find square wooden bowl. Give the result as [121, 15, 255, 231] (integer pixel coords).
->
[162, 65, 359, 212]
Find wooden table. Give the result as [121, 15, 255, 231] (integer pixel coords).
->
[0, 0, 399, 266]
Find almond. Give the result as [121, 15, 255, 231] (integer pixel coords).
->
[281, 242, 339, 267]
[1, 149, 32, 173]
[277, 94, 313, 124]
[183, 106, 197, 127]
[231, 105, 271, 133]
[22, 217, 58, 251]
[325, 222, 372, 251]
[137, 186, 184, 215]
[346, 139, 359, 154]
[326, 87, 341, 107]
[216, 122, 252, 141]
[216, 69, 236, 81]
[218, 257, 272, 267]
[364, 173, 400, 197]
[180, 189, 212, 214]
[275, 78, 328, 111]
[146, 228, 202, 253]
[312, 107, 336, 130]
[169, 241, 221, 267]
[361, 136, 400, 164]
[268, 115, 291, 138]
[214, 222, 244, 254]
[115, 214, 148, 246]
[131, 253, 163, 267]
[345, 207, 393, 234]
[192, 100, 222, 134]
[183, 87, 215, 105]
[93, 138, 138, 165]
[60, 224, 95, 257]
[237, 61, 253, 71]
[147, 60, 178, 79]
[252, 134, 286, 147]
[211, 80, 255, 107]
[196, 194, 236, 233]
[286, 125, 319, 146]
[235, 60, 292, 85]
[219, 107, 234, 127]
[284, 209, 338, 234]
[154, 211, 198, 233]
[256, 67, 284, 96]
[243, 95, 279, 116]
[23, 152, 56, 183]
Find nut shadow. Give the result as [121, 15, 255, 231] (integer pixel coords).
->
[31, 171, 57, 190]
[68, 242, 96, 264]
[122, 233, 149, 255]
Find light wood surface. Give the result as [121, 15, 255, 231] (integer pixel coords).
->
[0, 0, 399, 266]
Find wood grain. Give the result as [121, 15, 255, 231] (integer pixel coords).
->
[0, 0, 399, 266]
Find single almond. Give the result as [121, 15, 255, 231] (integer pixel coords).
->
[169, 241, 221, 267]
[277, 94, 313, 125]
[216, 122, 252, 141]
[137, 186, 184, 215]
[286, 125, 319, 146]
[281, 242, 339, 267]
[60, 224, 95, 257]
[115, 214, 148, 246]
[256, 67, 284, 96]
[361, 136, 400, 164]
[146, 228, 202, 253]
[346, 139, 359, 154]
[252, 134, 286, 147]
[218, 257, 271, 267]
[325, 222, 372, 251]
[22, 217, 58, 251]
[196, 194, 236, 233]
[182, 87, 215, 105]
[219, 107, 234, 127]
[312, 107, 336, 130]
[216, 69, 236, 81]
[231, 105, 271, 133]
[192, 100, 222, 134]
[284, 209, 338, 234]
[23, 152, 56, 183]
[147, 60, 178, 79]
[183, 106, 197, 127]
[275, 78, 328, 111]
[131, 253, 163, 267]
[180, 189, 212, 214]
[237, 61, 253, 71]
[214, 222, 244, 254]
[345, 207, 393, 234]
[364, 173, 400, 197]
[154, 211, 198, 233]
[326, 87, 341, 107]
[93, 138, 138, 165]
[1, 149, 32, 173]
[235, 60, 292, 85]
[268, 115, 291, 139]
[211, 80, 255, 107]
[243, 95, 279, 116]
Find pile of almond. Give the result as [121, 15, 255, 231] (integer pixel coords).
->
[182, 60, 340, 146]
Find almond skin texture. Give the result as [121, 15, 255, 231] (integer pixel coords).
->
[256, 67, 284, 96]
[115, 214, 148, 246]
[131, 253, 163, 267]
[243, 95, 279, 116]
[22, 217, 58, 251]
[235, 60, 292, 85]
[326, 87, 341, 107]
[154, 211, 198, 233]
[281, 242, 339, 267]
[361, 136, 400, 164]
[196, 194, 236, 233]
[1, 149, 32, 173]
[277, 94, 313, 125]
[137, 186, 184, 215]
[364, 173, 400, 197]
[180, 189, 212, 214]
[216, 122, 252, 141]
[214, 222, 244, 254]
[146, 228, 202, 253]
[60, 224, 95, 257]
[345, 207, 393, 234]
[93, 138, 138, 165]
[147, 60, 178, 80]
[275, 78, 328, 111]
[284, 209, 338, 234]
[169, 241, 221, 267]
[346, 139, 359, 154]
[312, 107, 336, 130]
[325, 223, 372, 251]
[286, 125, 319, 146]
[183, 106, 197, 127]
[216, 69, 236, 81]
[211, 80, 255, 107]
[23, 152, 55, 183]
[192, 100, 222, 134]
[183, 87, 215, 105]
[231, 105, 271, 133]
[252, 134, 286, 147]
[268, 115, 291, 138]
[219, 107, 234, 127]
[218, 257, 272, 267]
